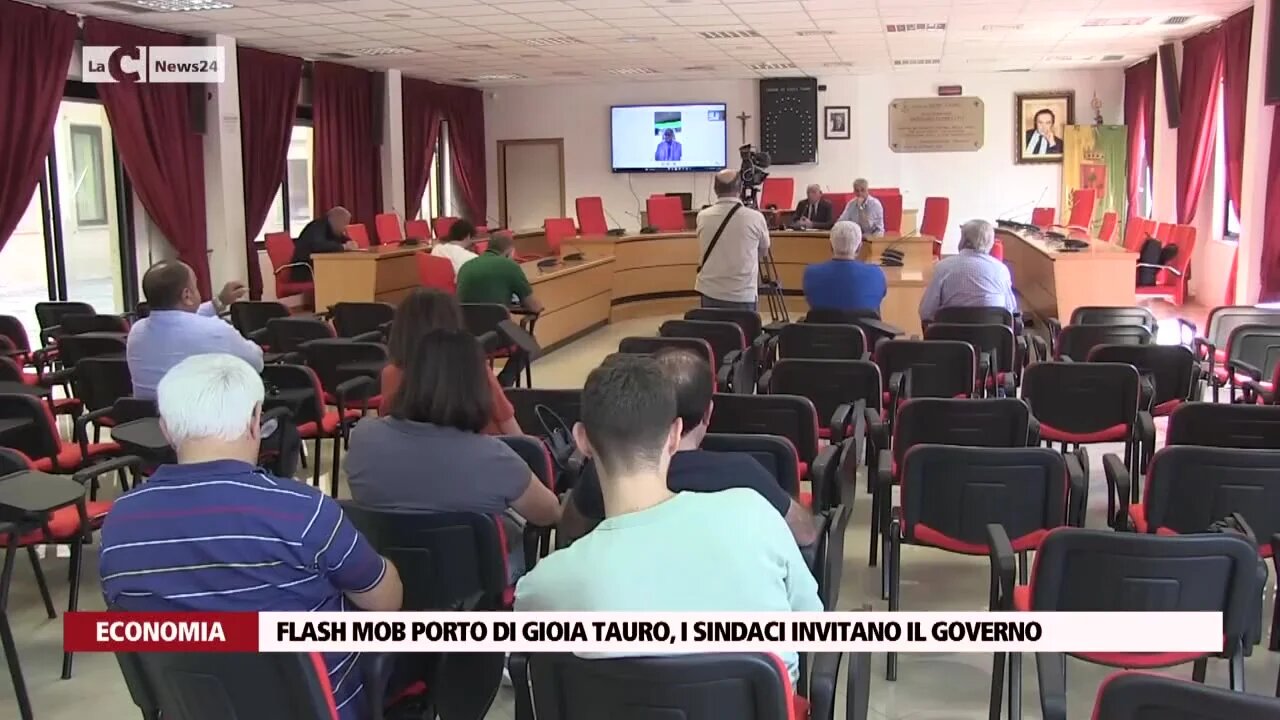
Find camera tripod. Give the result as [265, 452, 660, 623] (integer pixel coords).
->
[739, 175, 789, 324]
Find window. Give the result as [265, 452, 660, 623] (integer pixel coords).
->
[1214, 79, 1241, 239]
[69, 124, 108, 226]
[253, 124, 314, 245]
[418, 121, 456, 221]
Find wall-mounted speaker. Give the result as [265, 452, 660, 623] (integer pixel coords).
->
[759, 78, 817, 165]
[1158, 42, 1181, 129]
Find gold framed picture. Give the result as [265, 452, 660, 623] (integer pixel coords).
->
[1014, 91, 1074, 164]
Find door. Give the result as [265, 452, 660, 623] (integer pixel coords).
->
[498, 139, 565, 231]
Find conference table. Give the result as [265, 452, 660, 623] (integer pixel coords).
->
[996, 227, 1138, 325]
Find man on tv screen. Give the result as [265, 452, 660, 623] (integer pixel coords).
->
[655, 128, 682, 161]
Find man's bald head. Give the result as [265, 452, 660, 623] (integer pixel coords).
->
[654, 348, 713, 436]
[142, 260, 200, 312]
[713, 169, 741, 198]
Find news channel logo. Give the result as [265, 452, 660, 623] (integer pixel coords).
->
[82, 46, 226, 84]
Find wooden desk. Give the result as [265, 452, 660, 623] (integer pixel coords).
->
[775, 208, 920, 235]
[523, 255, 616, 348]
[997, 228, 1137, 324]
[639, 208, 699, 230]
[312, 244, 428, 310]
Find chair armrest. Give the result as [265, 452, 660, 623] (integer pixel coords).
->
[863, 406, 886, 451]
[845, 651, 871, 720]
[350, 330, 384, 343]
[1064, 450, 1088, 527]
[1026, 416, 1041, 445]
[986, 523, 1016, 610]
[1036, 652, 1068, 720]
[807, 651, 841, 720]
[1000, 368, 1016, 398]
[335, 376, 375, 402]
[508, 654, 533, 720]
[976, 352, 992, 396]
[39, 325, 62, 347]
[758, 369, 773, 392]
[1029, 335, 1048, 363]
[859, 318, 903, 339]
[876, 448, 893, 491]
[1135, 263, 1183, 276]
[261, 404, 293, 426]
[1135, 410, 1155, 467]
[40, 366, 75, 386]
[1271, 535, 1280, 575]
[716, 363, 733, 392]
[1228, 512, 1259, 546]
[1102, 453, 1130, 531]
[1228, 359, 1262, 382]
[247, 327, 270, 344]
[360, 652, 396, 720]
[272, 262, 312, 279]
[828, 403, 854, 444]
[722, 348, 743, 368]
[810, 444, 840, 512]
[71, 455, 143, 487]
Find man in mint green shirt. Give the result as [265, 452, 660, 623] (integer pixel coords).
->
[514, 355, 821, 679]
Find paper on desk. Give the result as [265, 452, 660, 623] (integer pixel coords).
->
[900, 271, 923, 281]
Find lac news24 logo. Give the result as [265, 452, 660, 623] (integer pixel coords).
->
[83, 45, 226, 84]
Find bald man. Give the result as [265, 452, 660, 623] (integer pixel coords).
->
[792, 184, 835, 230]
[291, 206, 358, 280]
[694, 170, 771, 310]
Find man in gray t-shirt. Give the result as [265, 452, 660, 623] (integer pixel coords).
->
[694, 169, 771, 311]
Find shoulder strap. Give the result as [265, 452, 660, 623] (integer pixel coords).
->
[698, 203, 743, 272]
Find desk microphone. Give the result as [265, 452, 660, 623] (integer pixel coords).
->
[878, 232, 921, 267]
[995, 185, 1048, 223]
[604, 207, 627, 233]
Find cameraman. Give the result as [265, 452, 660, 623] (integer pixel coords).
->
[694, 169, 771, 310]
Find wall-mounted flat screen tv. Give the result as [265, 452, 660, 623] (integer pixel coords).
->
[610, 103, 728, 173]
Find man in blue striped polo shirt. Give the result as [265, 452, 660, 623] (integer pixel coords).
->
[100, 353, 403, 720]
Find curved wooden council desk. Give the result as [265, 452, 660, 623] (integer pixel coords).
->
[996, 228, 1137, 324]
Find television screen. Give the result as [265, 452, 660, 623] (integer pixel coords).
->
[610, 103, 728, 173]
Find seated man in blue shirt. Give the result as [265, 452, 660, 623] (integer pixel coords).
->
[803, 221, 887, 314]
[919, 219, 1018, 323]
[126, 260, 262, 399]
[100, 353, 403, 720]
[515, 354, 821, 681]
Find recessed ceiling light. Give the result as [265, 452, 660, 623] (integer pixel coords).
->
[129, 0, 233, 11]
[522, 36, 583, 46]
[620, 35, 655, 43]
[553, 70, 587, 76]
[458, 44, 496, 50]
[350, 47, 416, 56]
[1163, 15, 1193, 25]
[886, 23, 946, 33]
[1082, 17, 1149, 27]
[797, 30, 834, 37]
[982, 24, 1023, 31]
[699, 30, 761, 40]
[824, 61, 854, 67]
[667, 0, 691, 4]
[682, 65, 716, 71]
[1100, 54, 1125, 61]
[749, 61, 795, 70]
[318, 52, 356, 59]
[892, 58, 941, 66]
[383, 12, 410, 18]
[476, 73, 525, 80]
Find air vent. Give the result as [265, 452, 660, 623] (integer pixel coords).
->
[318, 52, 356, 59]
[1045, 55, 1092, 62]
[382, 12, 409, 18]
[682, 65, 716, 71]
[893, 58, 941, 66]
[886, 23, 946, 33]
[451, 78, 478, 83]
[607, 67, 658, 75]
[93, 1, 149, 12]
[1082, 17, 1149, 27]
[522, 36, 582, 46]
[476, 73, 525, 81]
[457, 44, 496, 51]
[999, 68, 1031, 73]
[349, 47, 415, 56]
[620, 35, 655, 43]
[699, 30, 760, 40]
[1163, 16, 1193, 25]
[796, 30, 834, 37]
[824, 61, 854, 67]
[553, 70, 587, 76]
[1100, 54, 1125, 61]
[749, 62, 796, 71]
[982, 24, 1023, 31]
[126, 0, 234, 10]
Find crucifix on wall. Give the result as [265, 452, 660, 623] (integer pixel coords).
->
[736, 111, 751, 143]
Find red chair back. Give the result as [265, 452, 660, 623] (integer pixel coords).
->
[1154, 222, 1173, 245]
[575, 196, 608, 235]
[543, 217, 577, 255]
[346, 223, 370, 249]
[1031, 207, 1055, 228]
[417, 254, 457, 293]
[760, 177, 795, 210]
[433, 216, 459, 240]
[265, 231, 294, 271]
[869, 187, 901, 195]
[1066, 189, 1097, 231]
[870, 191, 903, 233]
[920, 197, 949, 258]
[405, 219, 430, 241]
[1098, 211, 1118, 243]
[646, 195, 686, 232]
[374, 213, 403, 245]
[825, 192, 854, 217]
[1121, 217, 1151, 253]
[991, 238, 1005, 261]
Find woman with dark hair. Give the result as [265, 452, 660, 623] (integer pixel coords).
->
[346, 329, 561, 534]
[381, 288, 521, 435]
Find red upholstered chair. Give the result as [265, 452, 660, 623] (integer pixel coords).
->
[264, 232, 313, 301]
[919, 197, 949, 258]
[868, 187, 900, 195]
[373, 213, 403, 246]
[1089, 672, 1280, 720]
[1098, 211, 1118, 243]
[869, 190, 902, 233]
[825, 192, 854, 218]
[1031, 207, 1055, 229]
[345, 223, 370, 249]
[543, 217, 577, 256]
[1064, 188, 1097, 233]
[760, 177, 795, 210]
[0, 393, 120, 474]
[1154, 221, 1173, 245]
[260, 363, 362, 492]
[433, 216, 459, 240]
[646, 195, 686, 232]
[416, 254, 456, 293]
[404, 219, 430, 242]
[1136, 223, 1196, 306]
[574, 196, 609, 235]
[991, 239, 1005, 260]
[1121, 216, 1153, 252]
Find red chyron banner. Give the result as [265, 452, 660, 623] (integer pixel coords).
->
[64, 612, 259, 653]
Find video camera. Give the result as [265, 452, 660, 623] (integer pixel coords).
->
[738, 144, 771, 208]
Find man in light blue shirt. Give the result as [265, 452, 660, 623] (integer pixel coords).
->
[919, 219, 1019, 322]
[126, 261, 261, 399]
[836, 177, 884, 236]
[515, 354, 821, 680]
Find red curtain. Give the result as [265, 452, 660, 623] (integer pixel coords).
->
[402, 77, 443, 221]
[1175, 28, 1225, 225]
[1261, 111, 1280, 300]
[313, 62, 381, 226]
[0, 1, 76, 254]
[1221, 9, 1252, 305]
[1123, 56, 1156, 222]
[84, 19, 211, 297]
[238, 47, 302, 300]
[442, 86, 487, 224]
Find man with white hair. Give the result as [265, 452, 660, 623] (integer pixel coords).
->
[802, 220, 887, 314]
[100, 354, 403, 720]
[694, 169, 771, 310]
[835, 178, 884, 236]
[792, 184, 835, 230]
[918, 218, 1018, 322]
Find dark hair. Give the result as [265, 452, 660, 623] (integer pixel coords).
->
[387, 289, 464, 367]
[1034, 108, 1055, 123]
[486, 232, 513, 254]
[141, 261, 194, 309]
[446, 219, 475, 244]
[653, 348, 712, 435]
[581, 355, 677, 478]
[388, 328, 492, 432]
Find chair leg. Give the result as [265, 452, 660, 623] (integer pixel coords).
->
[1228, 647, 1246, 692]
[299, 441, 308, 469]
[988, 651, 1006, 720]
[26, 547, 55, 619]
[330, 431, 343, 499]
[1270, 573, 1280, 652]
[1017, 551, 1028, 585]
[62, 538, 84, 679]
[311, 436, 322, 488]
[1008, 651, 1022, 720]
[886, 521, 902, 682]
[1192, 658, 1207, 683]
[0, 542, 33, 720]
[868, 483, 879, 567]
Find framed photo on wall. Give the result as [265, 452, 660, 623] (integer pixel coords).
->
[824, 106, 851, 139]
[1014, 91, 1074, 164]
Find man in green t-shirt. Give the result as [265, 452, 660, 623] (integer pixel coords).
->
[456, 232, 544, 386]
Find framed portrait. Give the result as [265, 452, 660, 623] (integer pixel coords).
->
[824, 106, 851, 140]
[1014, 91, 1074, 164]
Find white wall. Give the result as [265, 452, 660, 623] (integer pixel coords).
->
[484, 69, 1124, 251]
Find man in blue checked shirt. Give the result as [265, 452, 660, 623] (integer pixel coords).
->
[100, 353, 403, 720]
[918, 218, 1018, 323]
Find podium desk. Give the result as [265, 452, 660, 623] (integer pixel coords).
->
[996, 228, 1137, 324]
[311, 244, 427, 311]
[522, 254, 616, 348]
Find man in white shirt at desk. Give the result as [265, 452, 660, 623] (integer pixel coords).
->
[126, 261, 262, 399]
[694, 169, 771, 311]
[836, 178, 884, 237]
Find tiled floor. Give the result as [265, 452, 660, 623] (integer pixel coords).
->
[4, 311, 1278, 720]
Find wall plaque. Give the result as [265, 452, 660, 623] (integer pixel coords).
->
[888, 97, 985, 153]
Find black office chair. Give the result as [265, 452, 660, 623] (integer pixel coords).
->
[1165, 402, 1280, 449]
[300, 338, 384, 415]
[1215, 323, 1280, 403]
[229, 301, 290, 346]
[1053, 323, 1152, 361]
[1195, 306, 1280, 401]
[709, 393, 821, 490]
[1088, 671, 1280, 720]
[498, 435, 557, 567]
[873, 339, 977, 431]
[260, 364, 357, 492]
[33, 300, 95, 347]
[923, 322, 1017, 395]
[776, 322, 867, 361]
[70, 356, 134, 442]
[659, 319, 755, 393]
[934, 306, 1015, 327]
[504, 388, 581, 441]
[684, 307, 765, 346]
[329, 301, 395, 341]
[461, 303, 537, 388]
[803, 309, 902, 348]
[59, 313, 129, 336]
[617, 336, 716, 377]
[1087, 343, 1200, 417]
[700, 433, 803, 497]
[265, 316, 336, 362]
[1067, 305, 1158, 332]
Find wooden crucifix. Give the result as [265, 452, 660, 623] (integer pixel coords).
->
[736, 111, 751, 142]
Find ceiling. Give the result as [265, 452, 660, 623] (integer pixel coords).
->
[42, 0, 1253, 85]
